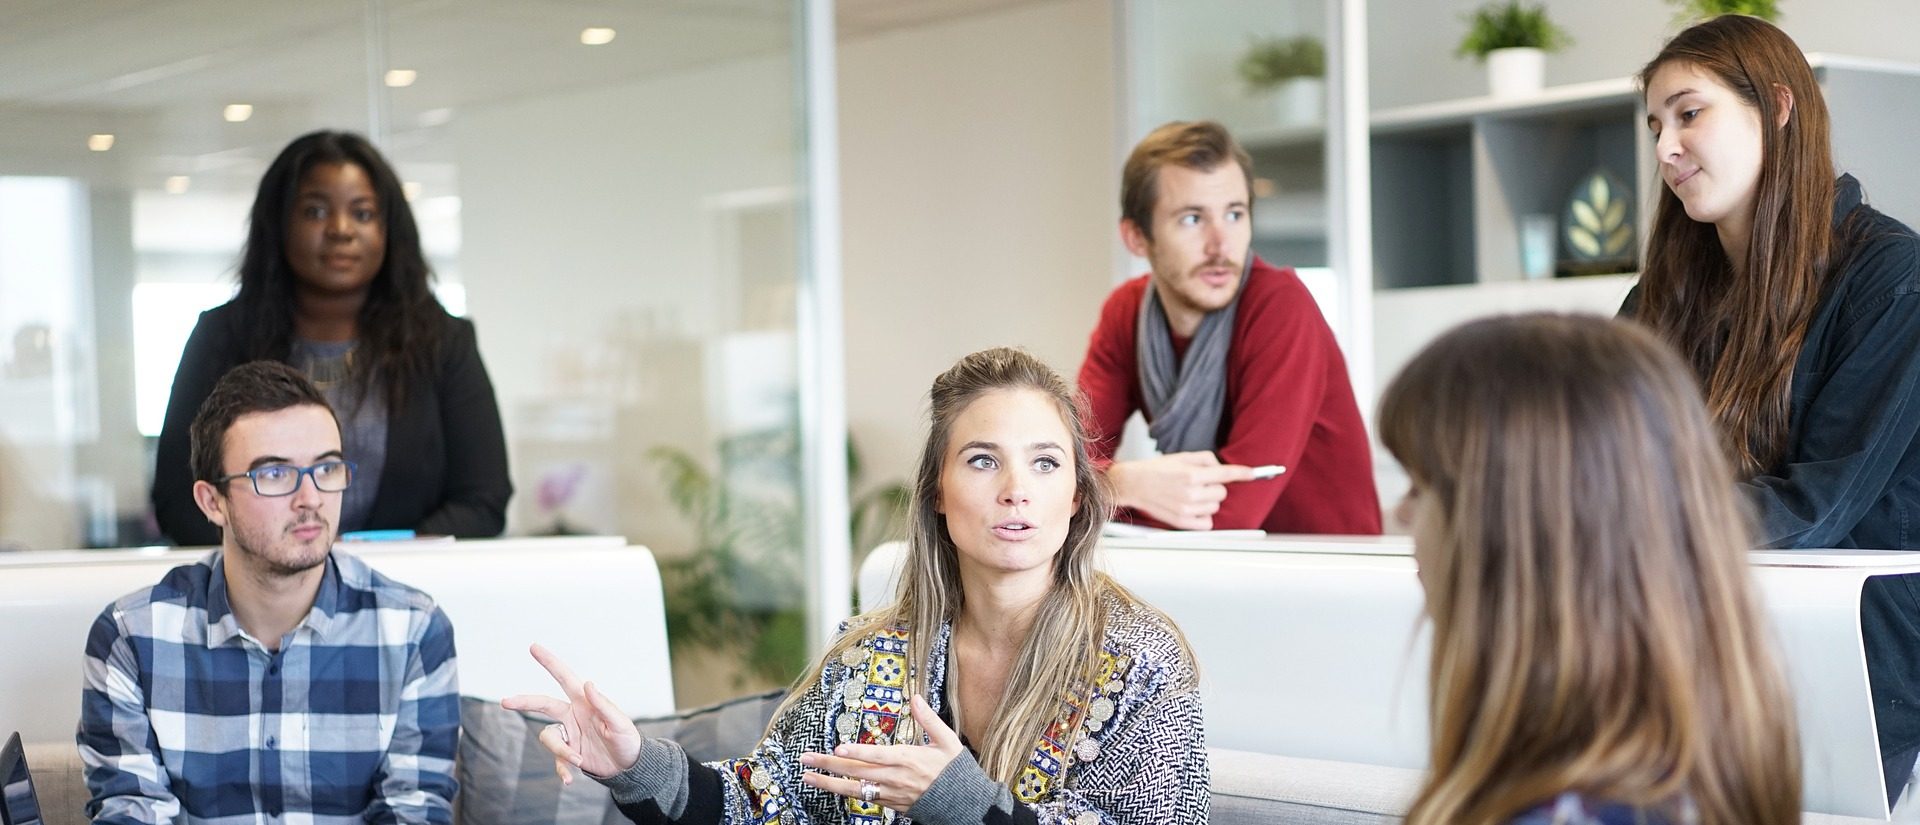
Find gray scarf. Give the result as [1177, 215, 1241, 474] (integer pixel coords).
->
[1136, 263, 1246, 454]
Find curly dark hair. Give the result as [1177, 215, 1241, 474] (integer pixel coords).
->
[235, 130, 445, 409]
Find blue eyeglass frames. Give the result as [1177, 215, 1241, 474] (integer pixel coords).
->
[215, 460, 357, 497]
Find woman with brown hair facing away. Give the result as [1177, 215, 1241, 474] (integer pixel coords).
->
[1627, 15, 1920, 803]
[506, 347, 1208, 825]
[1382, 314, 1800, 825]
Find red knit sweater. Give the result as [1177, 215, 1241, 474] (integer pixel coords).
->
[1077, 259, 1382, 534]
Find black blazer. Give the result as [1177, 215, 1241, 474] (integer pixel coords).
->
[151, 301, 513, 545]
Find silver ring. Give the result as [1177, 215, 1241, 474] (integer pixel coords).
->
[859, 779, 878, 804]
[546, 723, 570, 746]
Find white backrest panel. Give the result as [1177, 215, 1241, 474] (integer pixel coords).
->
[0, 536, 674, 743]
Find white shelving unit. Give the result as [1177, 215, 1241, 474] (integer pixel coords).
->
[1370, 76, 1648, 289]
[1364, 54, 1920, 425]
[1367, 54, 1920, 290]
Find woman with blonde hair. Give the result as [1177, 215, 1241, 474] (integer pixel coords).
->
[507, 347, 1208, 825]
[1627, 14, 1920, 802]
[1381, 314, 1799, 825]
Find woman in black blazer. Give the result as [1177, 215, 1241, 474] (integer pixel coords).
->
[152, 130, 510, 545]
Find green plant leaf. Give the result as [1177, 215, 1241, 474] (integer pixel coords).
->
[1457, 0, 1572, 60]
[1603, 198, 1627, 230]
[1573, 201, 1602, 233]
[1238, 35, 1326, 89]
[1667, 0, 1781, 25]
[1606, 223, 1634, 255]
[1569, 226, 1600, 256]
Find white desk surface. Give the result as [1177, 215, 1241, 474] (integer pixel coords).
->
[1104, 531, 1920, 571]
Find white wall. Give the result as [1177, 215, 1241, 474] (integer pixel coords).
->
[838, 0, 1121, 497]
[453, 53, 802, 554]
[1370, 0, 1920, 110]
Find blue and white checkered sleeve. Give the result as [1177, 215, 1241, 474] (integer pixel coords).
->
[367, 605, 459, 825]
[76, 606, 182, 825]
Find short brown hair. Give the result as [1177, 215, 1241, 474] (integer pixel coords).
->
[189, 361, 337, 485]
[1120, 120, 1254, 241]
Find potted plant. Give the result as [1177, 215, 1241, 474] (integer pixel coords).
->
[1668, 0, 1782, 23]
[1237, 35, 1326, 127]
[1457, 0, 1571, 98]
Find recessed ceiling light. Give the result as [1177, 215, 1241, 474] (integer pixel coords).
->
[402, 181, 423, 201]
[580, 27, 615, 45]
[88, 134, 114, 152]
[223, 104, 253, 123]
[165, 176, 191, 195]
[385, 69, 417, 88]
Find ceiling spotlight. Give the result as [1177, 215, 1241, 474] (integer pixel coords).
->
[88, 134, 115, 152]
[580, 27, 616, 45]
[165, 176, 191, 195]
[385, 69, 418, 88]
[402, 181, 423, 201]
[223, 104, 253, 123]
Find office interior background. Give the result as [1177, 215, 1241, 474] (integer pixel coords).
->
[3, 0, 1919, 701]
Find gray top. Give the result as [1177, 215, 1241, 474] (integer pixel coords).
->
[290, 338, 387, 532]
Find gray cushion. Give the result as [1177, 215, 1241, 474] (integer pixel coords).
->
[21, 741, 88, 825]
[453, 690, 784, 825]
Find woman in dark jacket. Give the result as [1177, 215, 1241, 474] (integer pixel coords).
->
[152, 130, 510, 545]
[1628, 15, 1920, 805]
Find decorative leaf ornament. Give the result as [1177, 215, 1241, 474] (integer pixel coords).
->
[1563, 169, 1635, 262]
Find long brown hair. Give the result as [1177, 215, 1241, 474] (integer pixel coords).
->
[1633, 15, 1834, 475]
[772, 348, 1191, 785]
[1381, 314, 1799, 825]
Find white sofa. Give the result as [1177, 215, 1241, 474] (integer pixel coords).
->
[0, 536, 675, 824]
[859, 537, 1907, 824]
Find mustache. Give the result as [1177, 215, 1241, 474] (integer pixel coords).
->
[1189, 257, 1239, 275]
[286, 513, 331, 534]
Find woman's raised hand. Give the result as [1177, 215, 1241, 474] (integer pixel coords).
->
[798, 695, 966, 810]
[501, 642, 644, 784]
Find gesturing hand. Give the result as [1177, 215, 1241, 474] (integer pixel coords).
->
[799, 695, 965, 810]
[501, 643, 644, 785]
[1108, 451, 1256, 530]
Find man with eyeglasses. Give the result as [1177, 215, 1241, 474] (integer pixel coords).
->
[77, 361, 458, 824]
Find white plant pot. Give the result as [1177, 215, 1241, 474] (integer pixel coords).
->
[1485, 47, 1545, 98]
[1268, 77, 1325, 127]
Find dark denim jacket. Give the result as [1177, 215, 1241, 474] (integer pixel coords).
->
[1504, 792, 1693, 825]
[1624, 174, 1920, 801]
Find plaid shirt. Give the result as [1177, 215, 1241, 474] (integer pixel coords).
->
[77, 549, 459, 825]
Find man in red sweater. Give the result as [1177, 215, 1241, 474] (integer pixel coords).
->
[1079, 121, 1380, 534]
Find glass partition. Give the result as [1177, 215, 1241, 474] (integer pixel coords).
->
[0, 0, 825, 702]
[1123, 0, 1346, 345]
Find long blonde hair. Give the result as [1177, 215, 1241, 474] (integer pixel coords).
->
[775, 347, 1168, 785]
[1380, 314, 1799, 825]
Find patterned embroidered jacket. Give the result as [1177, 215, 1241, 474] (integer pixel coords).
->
[702, 594, 1208, 825]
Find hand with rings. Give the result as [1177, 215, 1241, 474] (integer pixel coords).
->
[799, 695, 964, 811]
[502, 643, 645, 784]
